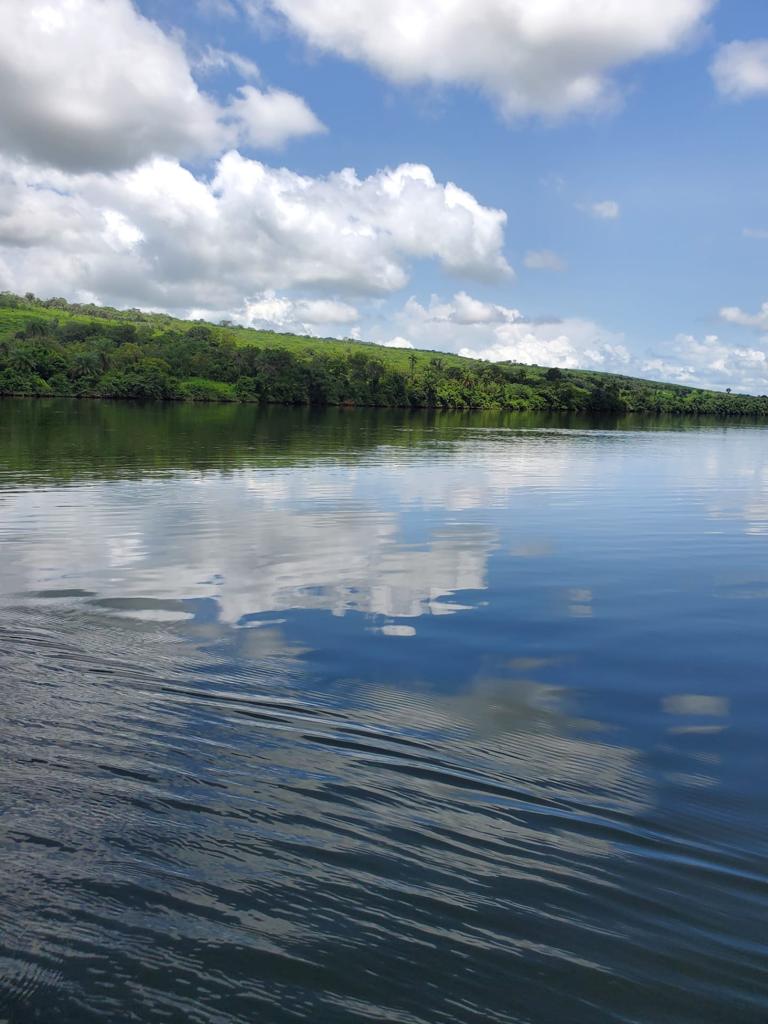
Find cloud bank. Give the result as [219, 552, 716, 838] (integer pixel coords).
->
[251, 0, 712, 118]
[0, 155, 509, 309]
[0, 0, 322, 172]
[394, 294, 630, 370]
[643, 334, 768, 393]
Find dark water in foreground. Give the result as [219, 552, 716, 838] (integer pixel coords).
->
[1, 400, 767, 1024]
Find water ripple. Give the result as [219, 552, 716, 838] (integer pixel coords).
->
[2, 404, 768, 1023]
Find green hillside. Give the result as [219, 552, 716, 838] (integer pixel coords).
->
[0, 291, 765, 416]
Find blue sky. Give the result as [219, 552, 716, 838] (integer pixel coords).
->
[1, 0, 768, 389]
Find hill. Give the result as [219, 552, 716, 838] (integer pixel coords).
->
[0, 291, 765, 416]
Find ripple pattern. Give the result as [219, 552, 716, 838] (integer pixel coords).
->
[1, 403, 768, 1023]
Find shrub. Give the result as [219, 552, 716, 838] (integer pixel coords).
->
[234, 376, 263, 402]
[178, 378, 236, 402]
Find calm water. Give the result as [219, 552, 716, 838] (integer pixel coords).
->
[1, 400, 767, 1024]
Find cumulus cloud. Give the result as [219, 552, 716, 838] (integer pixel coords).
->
[383, 337, 415, 349]
[524, 249, 567, 271]
[458, 322, 631, 370]
[192, 291, 360, 334]
[422, 291, 522, 325]
[0, 0, 322, 172]
[396, 293, 630, 370]
[395, 294, 768, 391]
[643, 334, 768, 393]
[711, 40, 768, 100]
[0, 155, 510, 309]
[720, 302, 768, 331]
[581, 199, 620, 220]
[226, 86, 326, 148]
[246, 292, 358, 325]
[397, 293, 768, 391]
[250, 0, 711, 118]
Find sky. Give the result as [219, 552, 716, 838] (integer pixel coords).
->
[1, 0, 768, 391]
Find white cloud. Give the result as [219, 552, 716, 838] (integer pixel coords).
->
[643, 334, 768, 393]
[226, 86, 326, 148]
[197, 291, 360, 334]
[251, 0, 712, 118]
[0, 0, 322, 172]
[720, 302, 768, 331]
[396, 293, 629, 370]
[251, 293, 359, 325]
[419, 304, 768, 391]
[458, 322, 631, 370]
[196, 46, 262, 81]
[743, 227, 768, 239]
[102, 210, 144, 252]
[711, 40, 768, 100]
[383, 336, 414, 349]
[581, 199, 620, 220]
[394, 293, 768, 391]
[0, 0, 220, 171]
[0, 155, 510, 308]
[411, 292, 522, 326]
[524, 249, 567, 271]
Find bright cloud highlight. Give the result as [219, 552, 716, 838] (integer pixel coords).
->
[0, 0, 322, 172]
[252, 0, 712, 118]
[0, 156, 510, 308]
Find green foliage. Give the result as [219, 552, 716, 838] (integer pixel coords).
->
[178, 378, 236, 402]
[0, 292, 766, 417]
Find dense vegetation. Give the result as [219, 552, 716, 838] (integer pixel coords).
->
[1, 291, 766, 416]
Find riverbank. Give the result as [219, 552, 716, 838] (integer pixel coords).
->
[2, 293, 765, 416]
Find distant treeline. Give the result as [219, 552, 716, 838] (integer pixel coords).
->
[1, 291, 766, 415]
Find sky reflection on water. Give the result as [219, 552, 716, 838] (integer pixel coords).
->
[1, 401, 767, 1023]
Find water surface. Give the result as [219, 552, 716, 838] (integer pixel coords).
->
[1, 400, 767, 1023]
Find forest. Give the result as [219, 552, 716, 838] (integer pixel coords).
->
[1, 291, 766, 416]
